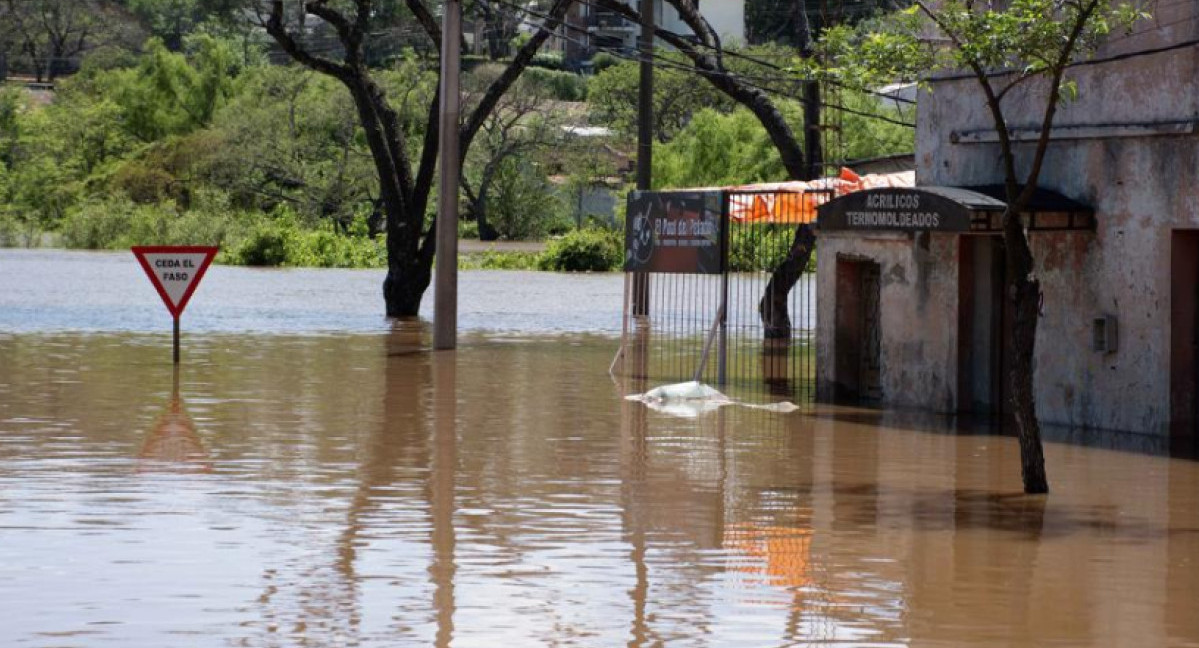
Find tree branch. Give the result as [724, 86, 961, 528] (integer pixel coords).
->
[1018, 0, 1100, 206]
[596, 0, 808, 178]
[405, 0, 442, 49]
[306, 0, 364, 61]
[265, 0, 352, 79]
[459, 0, 573, 158]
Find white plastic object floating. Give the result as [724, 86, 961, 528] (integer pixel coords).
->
[625, 381, 800, 418]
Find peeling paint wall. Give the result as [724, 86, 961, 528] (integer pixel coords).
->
[816, 232, 962, 412]
[821, 9, 1199, 434]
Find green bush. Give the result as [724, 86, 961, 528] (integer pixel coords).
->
[488, 158, 568, 240]
[524, 67, 587, 101]
[589, 52, 620, 74]
[727, 225, 817, 273]
[56, 195, 384, 269]
[538, 227, 622, 272]
[0, 210, 42, 247]
[233, 223, 288, 266]
[530, 52, 566, 71]
[111, 161, 182, 204]
[458, 219, 480, 239]
[283, 225, 385, 268]
[459, 250, 541, 270]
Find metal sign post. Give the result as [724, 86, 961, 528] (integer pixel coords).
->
[131, 246, 218, 364]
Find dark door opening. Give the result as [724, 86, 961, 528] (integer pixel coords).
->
[834, 257, 882, 403]
[1171, 231, 1199, 451]
[958, 236, 1008, 417]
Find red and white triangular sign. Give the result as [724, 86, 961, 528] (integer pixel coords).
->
[132, 246, 219, 318]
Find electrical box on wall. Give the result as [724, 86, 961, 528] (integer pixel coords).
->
[1093, 315, 1118, 354]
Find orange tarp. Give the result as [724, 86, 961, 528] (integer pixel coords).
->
[725, 168, 916, 224]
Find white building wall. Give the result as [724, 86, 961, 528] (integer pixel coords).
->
[610, 0, 745, 48]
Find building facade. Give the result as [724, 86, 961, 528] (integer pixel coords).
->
[588, 0, 746, 55]
[814, 5, 1199, 439]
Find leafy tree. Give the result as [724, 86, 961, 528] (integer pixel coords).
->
[262, 0, 575, 316]
[3, 78, 134, 225]
[486, 157, 566, 240]
[587, 55, 731, 143]
[118, 0, 253, 48]
[123, 0, 201, 50]
[653, 107, 791, 189]
[0, 0, 142, 81]
[461, 65, 571, 240]
[0, 85, 22, 166]
[208, 64, 392, 226]
[104, 36, 241, 141]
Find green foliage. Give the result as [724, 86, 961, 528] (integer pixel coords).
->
[54, 191, 384, 269]
[0, 5, 618, 273]
[538, 228, 622, 272]
[729, 225, 792, 272]
[589, 52, 620, 74]
[588, 56, 732, 142]
[208, 65, 386, 223]
[826, 89, 915, 163]
[0, 87, 23, 166]
[458, 219, 480, 239]
[813, 0, 1148, 107]
[727, 225, 816, 273]
[654, 107, 792, 189]
[123, 0, 251, 50]
[459, 249, 542, 270]
[530, 51, 566, 71]
[232, 223, 288, 266]
[105, 36, 241, 142]
[488, 158, 569, 240]
[523, 67, 587, 101]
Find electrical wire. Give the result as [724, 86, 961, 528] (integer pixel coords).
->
[488, 0, 918, 127]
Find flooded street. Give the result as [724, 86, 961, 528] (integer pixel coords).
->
[2, 250, 1199, 646]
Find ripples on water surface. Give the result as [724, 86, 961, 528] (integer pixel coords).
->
[2, 250, 1199, 647]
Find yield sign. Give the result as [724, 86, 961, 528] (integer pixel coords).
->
[131, 246, 219, 318]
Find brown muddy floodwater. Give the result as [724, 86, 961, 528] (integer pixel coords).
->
[2, 250, 1199, 647]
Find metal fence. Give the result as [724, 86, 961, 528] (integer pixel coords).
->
[616, 188, 832, 403]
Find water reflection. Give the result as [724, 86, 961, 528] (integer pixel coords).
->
[1, 332, 1199, 646]
[137, 368, 210, 472]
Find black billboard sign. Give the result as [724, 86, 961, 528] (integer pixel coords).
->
[624, 191, 724, 274]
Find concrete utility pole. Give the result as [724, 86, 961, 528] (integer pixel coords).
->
[803, 81, 822, 180]
[434, 0, 462, 350]
[632, 0, 654, 316]
[797, 4, 822, 181]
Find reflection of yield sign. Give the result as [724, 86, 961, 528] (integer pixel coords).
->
[132, 246, 218, 363]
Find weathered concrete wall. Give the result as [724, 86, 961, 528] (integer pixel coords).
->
[816, 231, 961, 411]
[902, 9, 1199, 433]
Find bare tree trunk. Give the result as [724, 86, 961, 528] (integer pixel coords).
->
[384, 250, 435, 317]
[1004, 209, 1048, 493]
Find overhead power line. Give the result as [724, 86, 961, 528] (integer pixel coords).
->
[488, 0, 918, 127]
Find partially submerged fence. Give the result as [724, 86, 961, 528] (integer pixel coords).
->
[614, 188, 832, 403]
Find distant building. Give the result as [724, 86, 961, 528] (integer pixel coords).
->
[813, 7, 1199, 443]
[544, 0, 745, 68]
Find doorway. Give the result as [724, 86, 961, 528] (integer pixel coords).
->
[1171, 231, 1199, 447]
[957, 236, 1008, 416]
[834, 257, 882, 403]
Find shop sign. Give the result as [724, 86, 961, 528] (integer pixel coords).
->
[818, 189, 975, 232]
